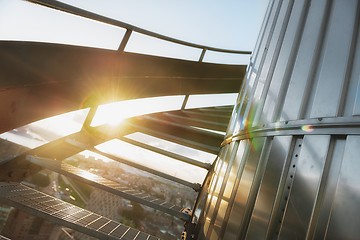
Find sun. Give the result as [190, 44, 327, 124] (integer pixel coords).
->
[90, 95, 185, 126]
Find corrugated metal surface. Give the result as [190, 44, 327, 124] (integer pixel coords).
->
[195, 0, 360, 239]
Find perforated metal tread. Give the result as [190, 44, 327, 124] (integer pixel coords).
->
[27, 155, 189, 220]
[0, 182, 160, 240]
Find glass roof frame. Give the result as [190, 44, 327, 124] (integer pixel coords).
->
[22, 0, 252, 63]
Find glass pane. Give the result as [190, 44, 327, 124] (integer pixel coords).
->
[125, 32, 202, 61]
[0, 108, 89, 149]
[91, 95, 185, 126]
[95, 139, 207, 183]
[0, 0, 125, 50]
[185, 93, 238, 109]
[203, 50, 250, 65]
[125, 132, 217, 164]
[66, 150, 147, 177]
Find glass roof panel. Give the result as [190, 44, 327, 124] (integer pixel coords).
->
[203, 51, 251, 65]
[0, 108, 89, 149]
[67, 150, 174, 180]
[125, 32, 202, 61]
[67, 150, 148, 178]
[77, 150, 114, 163]
[95, 139, 208, 183]
[185, 93, 238, 109]
[91, 95, 185, 127]
[0, 0, 125, 50]
[124, 132, 217, 164]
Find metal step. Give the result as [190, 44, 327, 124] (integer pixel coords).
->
[27, 155, 190, 221]
[0, 182, 160, 240]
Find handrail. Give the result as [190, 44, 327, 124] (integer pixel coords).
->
[27, 0, 252, 61]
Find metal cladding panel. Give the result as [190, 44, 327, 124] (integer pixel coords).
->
[308, 138, 346, 239]
[202, 142, 238, 238]
[309, 0, 358, 118]
[198, 145, 228, 237]
[237, 0, 292, 132]
[222, 138, 265, 240]
[260, 0, 308, 124]
[345, 32, 360, 116]
[250, 0, 274, 70]
[197, 0, 360, 239]
[251, 0, 294, 127]
[216, 141, 246, 235]
[195, 140, 250, 240]
[325, 136, 360, 239]
[279, 135, 331, 239]
[200, 143, 234, 238]
[206, 142, 239, 239]
[246, 136, 292, 239]
[280, 0, 330, 121]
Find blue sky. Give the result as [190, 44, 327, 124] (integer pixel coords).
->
[58, 0, 269, 50]
[0, 0, 268, 54]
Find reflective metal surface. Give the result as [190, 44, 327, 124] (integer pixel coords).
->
[0, 182, 161, 240]
[195, 0, 360, 239]
[246, 136, 292, 239]
[324, 136, 360, 239]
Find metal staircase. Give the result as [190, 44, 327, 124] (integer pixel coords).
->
[0, 0, 248, 239]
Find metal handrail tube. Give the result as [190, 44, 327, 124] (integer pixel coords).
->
[27, 0, 252, 56]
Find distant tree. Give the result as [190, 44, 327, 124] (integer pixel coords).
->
[132, 202, 145, 219]
[121, 201, 145, 227]
[30, 173, 51, 187]
[120, 217, 136, 228]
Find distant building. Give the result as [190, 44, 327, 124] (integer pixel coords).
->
[0, 205, 11, 232]
[72, 189, 124, 240]
[86, 189, 123, 221]
[1, 208, 55, 240]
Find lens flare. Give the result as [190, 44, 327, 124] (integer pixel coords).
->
[301, 125, 314, 133]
